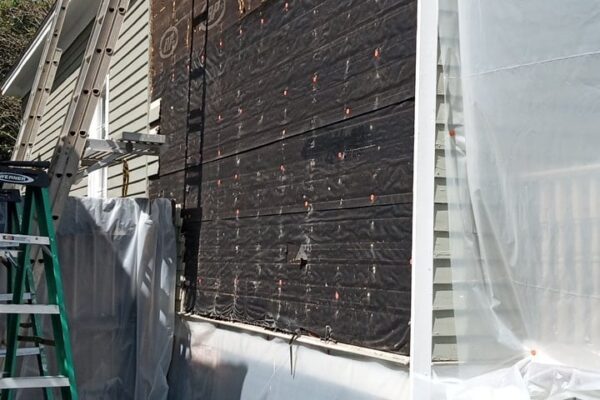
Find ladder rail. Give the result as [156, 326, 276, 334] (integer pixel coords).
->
[1, 192, 59, 400]
[2, 187, 35, 400]
[12, 1, 70, 162]
[49, 0, 131, 222]
[0, 203, 54, 400]
[33, 187, 77, 400]
[1, 186, 78, 400]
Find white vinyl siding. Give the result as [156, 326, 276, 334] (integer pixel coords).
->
[108, 0, 157, 197]
[432, 0, 458, 362]
[29, 0, 153, 198]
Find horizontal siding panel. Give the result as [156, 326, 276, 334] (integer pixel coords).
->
[123, 0, 146, 22]
[433, 2, 458, 362]
[433, 314, 457, 337]
[108, 171, 146, 189]
[106, 0, 150, 198]
[110, 97, 146, 123]
[112, 6, 148, 63]
[436, 126, 448, 149]
[51, 23, 92, 90]
[33, 70, 79, 162]
[433, 260, 452, 285]
[434, 232, 450, 259]
[434, 204, 449, 232]
[106, 0, 150, 197]
[111, 45, 149, 86]
[435, 150, 447, 179]
[107, 155, 149, 175]
[116, 0, 147, 40]
[108, 179, 147, 198]
[29, 0, 151, 198]
[113, 38, 149, 73]
[432, 342, 457, 363]
[437, 103, 463, 126]
[111, 84, 148, 114]
[71, 176, 88, 194]
[70, 186, 87, 197]
[109, 113, 147, 137]
[147, 159, 158, 176]
[105, 160, 151, 184]
[435, 178, 448, 204]
[111, 56, 149, 90]
[433, 289, 459, 311]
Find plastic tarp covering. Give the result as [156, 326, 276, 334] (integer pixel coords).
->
[150, 0, 416, 355]
[18, 198, 176, 399]
[437, 0, 600, 398]
[167, 318, 409, 400]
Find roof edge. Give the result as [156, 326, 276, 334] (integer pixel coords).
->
[1, 18, 52, 96]
[1, 0, 58, 96]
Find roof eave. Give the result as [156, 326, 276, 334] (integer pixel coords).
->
[1, 18, 52, 96]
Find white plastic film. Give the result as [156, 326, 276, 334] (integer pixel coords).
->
[167, 318, 410, 400]
[438, 0, 600, 397]
[17, 197, 176, 399]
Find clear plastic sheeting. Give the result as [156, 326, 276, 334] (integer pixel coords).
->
[438, 0, 600, 397]
[20, 198, 177, 399]
[167, 318, 410, 400]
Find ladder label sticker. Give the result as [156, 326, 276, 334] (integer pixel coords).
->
[0, 173, 34, 185]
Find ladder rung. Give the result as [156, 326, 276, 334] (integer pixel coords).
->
[0, 250, 20, 258]
[0, 376, 70, 389]
[0, 234, 49, 246]
[0, 347, 41, 357]
[18, 336, 55, 347]
[0, 293, 32, 302]
[0, 305, 59, 314]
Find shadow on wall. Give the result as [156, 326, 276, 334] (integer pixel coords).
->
[168, 321, 248, 400]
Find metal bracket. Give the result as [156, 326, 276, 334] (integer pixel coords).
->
[77, 132, 166, 181]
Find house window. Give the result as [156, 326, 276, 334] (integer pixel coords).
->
[87, 81, 109, 198]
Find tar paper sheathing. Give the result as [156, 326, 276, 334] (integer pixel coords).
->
[150, 0, 415, 354]
[14, 198, 176, 400]
[435, 0, 600, 398]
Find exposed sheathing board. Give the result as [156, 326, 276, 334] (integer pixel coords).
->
[150, 0, 416, 354]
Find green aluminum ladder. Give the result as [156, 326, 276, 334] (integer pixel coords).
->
[0, 161, 77, 400]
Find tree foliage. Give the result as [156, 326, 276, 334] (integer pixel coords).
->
[0, 0, 52, 160]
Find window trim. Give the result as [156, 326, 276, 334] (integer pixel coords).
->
[87, 79, 109, 199]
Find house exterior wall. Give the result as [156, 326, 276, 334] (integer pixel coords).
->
[150, 0, 416, 355]
[29, 0, 155, 198]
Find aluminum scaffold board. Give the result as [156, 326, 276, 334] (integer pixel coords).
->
[79, 132, 165, 179]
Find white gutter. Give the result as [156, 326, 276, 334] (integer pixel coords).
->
[1, 18, 52, 95]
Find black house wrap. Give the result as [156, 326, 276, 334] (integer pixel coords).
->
[150, 0, 416, 354]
